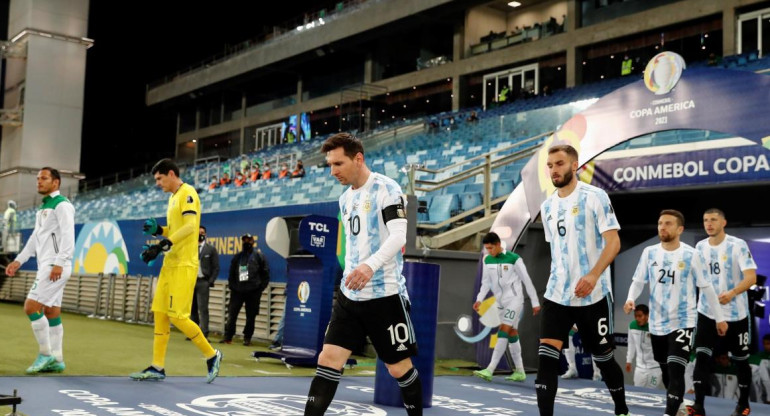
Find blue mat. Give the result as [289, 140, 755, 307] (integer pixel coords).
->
[3, 375, 768, 415]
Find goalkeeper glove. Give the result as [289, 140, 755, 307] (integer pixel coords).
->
[142, 218, 162, 236]
[141, 239, 172, 266]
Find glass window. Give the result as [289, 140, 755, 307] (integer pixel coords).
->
[762, 15, 770, 56]
[741, 18, 759, 54]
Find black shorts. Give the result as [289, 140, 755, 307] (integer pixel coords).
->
[539, 296, 616, 354]
[693, 314, 751, 358]
[324, 293, 418, 364]
[651, 328, 693, 365]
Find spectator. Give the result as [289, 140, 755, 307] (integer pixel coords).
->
[262, 163, 272, 180]
[466, 111, 479, 123]
[251, 163, 261, 182]
[749, 334, 770, 404]
[240, 157, 250, 174]
[278, 163, 290, 179]
[712, 352, 739, 400]
[190, 226, 220, 339]
[234, 172, 246, 187]
[220, 234, 270, 346]
[220, 172, 231, 186]
[2, 199, 17, 252]
[292, 160, 305, 178]
[208, 176, 218, 191]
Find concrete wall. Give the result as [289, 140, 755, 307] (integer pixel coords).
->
[464, 6, 507, 53]
[508, 0, 567, 32]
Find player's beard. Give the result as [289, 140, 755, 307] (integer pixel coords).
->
[658, 232, 675, 243]
[551, 169, 574, 188]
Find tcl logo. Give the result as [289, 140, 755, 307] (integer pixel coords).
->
[308, 222, 330, 233]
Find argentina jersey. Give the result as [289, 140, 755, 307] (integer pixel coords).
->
[696, 235, 757, 321]
[540, 181, 620, 306]
[632, 243, 711, 336]
[339, 172, 407, 301]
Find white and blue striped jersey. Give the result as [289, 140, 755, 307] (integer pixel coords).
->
[339, 172, 407, 301]
[696, 235, 756, 322]
[631, 243, 712, 336]
[540, 181, 620, 306]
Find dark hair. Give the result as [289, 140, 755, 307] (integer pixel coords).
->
[200, 225, 207, 232]
[704, 208, 725, 219]
[321, 133, 364, 160]
[151, 158, 179, 177]
[482, 232, 501, 245]
[660, 209, 685, 227]
[548, 144, 578, 161]
[40, 167, 61, 184]
[634, 304, 649, 315]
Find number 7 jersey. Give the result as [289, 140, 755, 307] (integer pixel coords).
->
[631, 243, 711, 336]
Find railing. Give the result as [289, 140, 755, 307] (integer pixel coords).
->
[0, 271, 286, 342]
[407, 130, 552, 231]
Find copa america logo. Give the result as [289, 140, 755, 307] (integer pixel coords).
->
[644, 51, 686, 95]
[177, 393, 387, 416]
[297, 281, 310, 303]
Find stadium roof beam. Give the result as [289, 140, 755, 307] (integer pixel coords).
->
[1, 28, 94, 59]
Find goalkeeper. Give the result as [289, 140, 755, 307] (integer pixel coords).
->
[130, 158, 223, 383]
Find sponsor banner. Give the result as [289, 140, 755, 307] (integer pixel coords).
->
[591, 143, 770, 191]
[20, 202, 338, 283]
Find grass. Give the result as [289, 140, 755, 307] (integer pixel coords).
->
[0, 301, 476, 378]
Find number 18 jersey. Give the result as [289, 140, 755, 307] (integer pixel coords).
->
[631, 243, 711, 336]
[696, 235, 756, 322]
[540, 181, 620, 307]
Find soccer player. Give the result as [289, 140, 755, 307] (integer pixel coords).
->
[130, 158, 223, 383]
[624, 209, 727, 416]
[689, 208, 757, 416]
[537, 144, 629, 416]
[625, 304, 663, 389]
[304, 133, 422, 416]
[472, 231, 540, 382]
[6, 167, 74, 374]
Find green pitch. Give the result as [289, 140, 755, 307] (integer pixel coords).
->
[0, 301, 475, 378]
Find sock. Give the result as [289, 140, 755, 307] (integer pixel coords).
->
[48, 316, 64, 362]
[486, 334, 509, 372]
[508, 336, 523, 371]
[693, 348, 713, 407]
[397, 367, 422, 416]
[664, 356, 687, 416]
[152, 313, 171, 369]
[593, 349, 629, 416]
[170, 316, 216, 358]
[659, 362, 669, 389]
[536, 343, 561, 416]
[592, 358, 601, 378]
[733, 356, 751, 408]
[565, 336, 577, 371]
[305, 365, 342, 416]
[29, 311, 51, 356]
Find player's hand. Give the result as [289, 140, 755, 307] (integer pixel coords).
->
[574, 273, 598, 298]
[625, 363, 632, 373]
[473, 301, 481, 312]
[5, 260, 21, 276]
[716, 321, 728, 336]
[623, 300, 635, 314]
[50, 265, 63, 281]
[142, 218, 161, 236]
[345, 263, 374, 291]
[141, 239, 172, 265]
[532, 306, 541, 316]
[718, 290, 735, 305]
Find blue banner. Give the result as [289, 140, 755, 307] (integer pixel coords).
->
[298, 215, 341, 266]
[20, 202, 339, 283]
[591, 142, 770, 191]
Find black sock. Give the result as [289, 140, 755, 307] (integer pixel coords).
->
[305, 365, 341, 416]
[664, 358, 687, 416]
[734, 357, 751, 408]
[536, 343, 561, 416]
[397, 367, 422, 416]
[693, 348, 713, 407]
[593, 349, 629, 416]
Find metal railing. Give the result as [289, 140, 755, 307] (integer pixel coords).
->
[407, 131, 552, 231]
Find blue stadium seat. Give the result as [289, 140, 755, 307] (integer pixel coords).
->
[427, 194, 458, 225]
[459, 192, 482, 211]
[492, 180, 514, 199]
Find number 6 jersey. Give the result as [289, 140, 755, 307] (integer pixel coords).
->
[540, 181, 620, 307]
[631, 243, 711, 336]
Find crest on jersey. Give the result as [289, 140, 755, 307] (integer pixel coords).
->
[678, 261, 686, 270]
[177, 393, 387, 416]
[187, 195, 194, 204]
[503, 265, 509, 271]
[362, 200, 372, 213]
[721, 254, 728, 262]
[571, 206, 579, 216]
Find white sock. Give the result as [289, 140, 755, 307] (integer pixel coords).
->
[49, 322, 64, 362]
[565, 336, 577, 370]
[592, 358, 600, 376]
[486, 337, 509, 372]
[30, 317, 51, 356]
[508, 339, 523, 371]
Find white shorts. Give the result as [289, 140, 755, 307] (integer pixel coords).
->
[634, 366, 663, 389]
[497, 301, 524, 328]
[27, 264, 71, 307]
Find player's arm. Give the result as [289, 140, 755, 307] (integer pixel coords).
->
[694, 252, 728, 335]
[626, 327, 638, 372]
[53, 202, 76, 267]
[624, 249, 648, 314]
[516, 258, 540, 312]
[720, 242, 757, 304]
[167, 213, 196, 245]
[474, 258, 492, 311]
